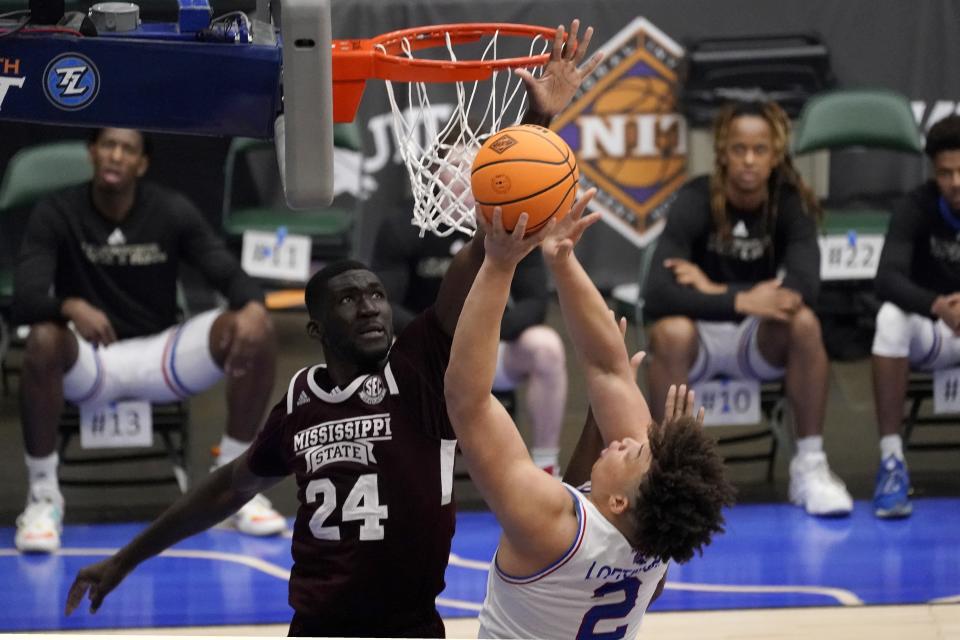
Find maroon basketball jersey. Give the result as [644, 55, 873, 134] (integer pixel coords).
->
[246, 308, 457, 633]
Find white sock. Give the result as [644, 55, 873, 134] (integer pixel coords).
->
[216, 435, 252, 467]
[795, 436, 824, 457]
[25, 453, 62, 504]
[879, 434, 904, 461]
[531, 447, 560, 471]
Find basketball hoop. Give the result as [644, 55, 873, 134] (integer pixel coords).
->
[332, 24, 558, 236]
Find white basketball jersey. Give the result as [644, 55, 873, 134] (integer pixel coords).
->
[478, 484, 668, 640]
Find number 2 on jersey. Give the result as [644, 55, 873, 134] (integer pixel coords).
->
[576, 577, 642, 640]
[306, 474, 388, 541]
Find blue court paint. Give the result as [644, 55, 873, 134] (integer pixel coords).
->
[1, 499, 958, 631]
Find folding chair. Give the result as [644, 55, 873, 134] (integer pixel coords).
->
[0, 139, 191, 492]
[57, 402, 190, 493]
[793, 90, 957, 455]
[0, 141, 93, 391]
[222, 122, 363, 278]
[901, 373, 960, 453]
[793, 88, 924, 360]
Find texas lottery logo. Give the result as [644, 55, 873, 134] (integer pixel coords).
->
[553, 18, 687, 245]
[0, 56, 26, 111]
[43, 53, 100, 111]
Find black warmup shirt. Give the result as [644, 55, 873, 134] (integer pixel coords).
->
[875, 180, 960, 317]
[246, 308, 457, 635]
[644, 175, 820, 322]
[13, 182, 262, 338]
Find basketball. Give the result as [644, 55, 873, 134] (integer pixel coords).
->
[471, 124, 579, 233]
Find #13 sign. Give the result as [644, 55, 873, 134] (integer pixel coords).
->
[80, 400, 153, 449]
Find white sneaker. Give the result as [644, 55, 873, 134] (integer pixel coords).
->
[225, 494, 286, 536]
[789, 452, 853, 517]
[15, 496, 64, 553]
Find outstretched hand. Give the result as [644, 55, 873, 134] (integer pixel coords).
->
[66, 556, 130, 616]
[541, 188, 601, 264]
[515, 19, 604, 118]
[476, 205, 555, 268]
[663, 383, 705, 426]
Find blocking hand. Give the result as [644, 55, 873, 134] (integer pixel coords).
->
[514, 19, 604, 118]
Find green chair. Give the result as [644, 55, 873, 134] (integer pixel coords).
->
[793, 88, 923, 156]
[0, 140, 93, 211]
[222, 122, 363, 280]
[793, 87, 923, 246]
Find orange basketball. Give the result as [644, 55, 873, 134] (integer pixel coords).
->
[471, 124, 579, 233]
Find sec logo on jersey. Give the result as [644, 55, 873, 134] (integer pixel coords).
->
[360, 375, 386, 405]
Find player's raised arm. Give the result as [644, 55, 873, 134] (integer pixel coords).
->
[444, 210, 577, 566]
[516, 18, 603, 126]
[541, 191, 654, 444]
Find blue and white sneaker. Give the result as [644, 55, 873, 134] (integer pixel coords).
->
[873, 455, 912, 519]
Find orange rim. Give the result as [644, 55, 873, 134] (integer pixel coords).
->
[331, 23, 557, 122]
[333, 23, 557, 82]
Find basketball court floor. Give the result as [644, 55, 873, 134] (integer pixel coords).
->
[2, 498, 958, 638]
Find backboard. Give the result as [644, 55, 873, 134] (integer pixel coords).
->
[0, 0, 334, 208]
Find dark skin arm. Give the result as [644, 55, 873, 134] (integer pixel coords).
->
[65, 456, 283, 615]
[433, 228, 487, 336]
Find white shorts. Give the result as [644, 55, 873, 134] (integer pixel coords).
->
[62, 309, 223, 408]
[689, 317, 785, 384]
[871, 302, 960, 370]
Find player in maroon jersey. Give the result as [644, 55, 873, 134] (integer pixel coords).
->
[65, 18, 603, 638]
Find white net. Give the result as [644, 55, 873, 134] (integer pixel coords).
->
[378, 30, 550, 237]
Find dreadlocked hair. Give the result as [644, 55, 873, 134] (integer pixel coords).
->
[709, 100, 822, 242]
[628, 416, 736, 564]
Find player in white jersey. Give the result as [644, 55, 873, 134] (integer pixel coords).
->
[445, 199, 735, 639]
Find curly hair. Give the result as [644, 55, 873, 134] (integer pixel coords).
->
[925, 114, 960, 160]
[710, 100, 821, 242]
[627, 416, 736, 564]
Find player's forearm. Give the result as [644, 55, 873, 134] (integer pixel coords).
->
[549, 254, 628, 376]
[446, 260, 515, 414]
[114, 461, 261, 570]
